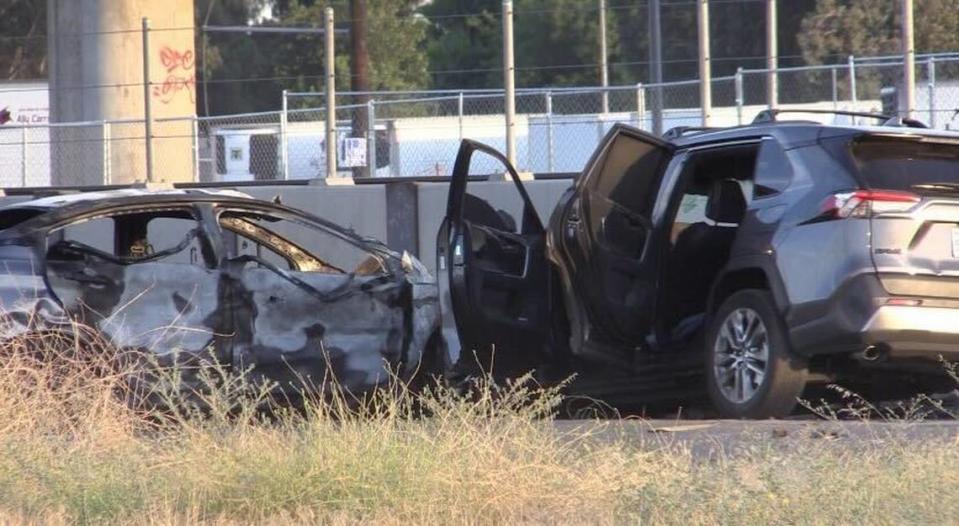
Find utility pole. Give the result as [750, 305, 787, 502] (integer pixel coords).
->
[350, 0, 371, 177]
[697, 0, 711, 126]
[503, 0, 516, 168]
[648, 0, 663, 134]
[902, 0, 915, 118]
[766, 0, 777, 109]
[141, 17, 154, 183]
[599, 0, 609, 114]
[325, 6, 338, 180]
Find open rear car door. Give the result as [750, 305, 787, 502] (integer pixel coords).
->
[437, 140, 552, 379]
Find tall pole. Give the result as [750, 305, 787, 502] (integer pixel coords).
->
[503, 0, 517, 168]
[766, 0, 778, 109]
[325, 7, 337, 179]
[648, 0, 663, 135]
[141, 17, 154, 183]
[349, 0, 371, 178]
[902, 0, 915, 118]
[599, 0, 609, 114]
[697, 0, 711, 126]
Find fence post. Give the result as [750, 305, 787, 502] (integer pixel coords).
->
[141, 17, 154, 183]
[367, 99, 376, 178]
[324, 6, 338, 181]
[545, 91, 554, 173]
[697, 0, 712, 126]
[502, 0, 518, 168]
[831, 66, 838, 109]
[928, 57, 937, 128]
[848, 55, 857, 111]
[103, 121, 112, 185]
[636, 83, 646, 130]
[280, 88, 289, 180]
[191, 117, 200, 182]
[735, 67, 744, 125]
[20, 127, 27, 187]
[458, 92, 465, 142]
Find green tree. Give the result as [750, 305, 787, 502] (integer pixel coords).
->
[800, 0, 959, 62]
[798, 0, 959, 101]
[0, 0, 46, 80]
[271, 0, 428, 96]
[195, 0, 274, 114]
[419, 0, 501, 89]
[422, 0, 620, 89]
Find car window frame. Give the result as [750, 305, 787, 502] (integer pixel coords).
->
[212, 204, 390, 277]
[578, 127, 674, 219]
[42, 204, 218, 270]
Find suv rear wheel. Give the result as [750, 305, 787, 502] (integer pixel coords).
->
[705, 290, 807, 418]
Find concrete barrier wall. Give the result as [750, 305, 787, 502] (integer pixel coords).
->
[243, 179, 573, 275]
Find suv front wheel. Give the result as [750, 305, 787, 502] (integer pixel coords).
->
[705, 290, 808, 419]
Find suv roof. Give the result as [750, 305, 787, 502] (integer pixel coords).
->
[664, 112, 959, 150]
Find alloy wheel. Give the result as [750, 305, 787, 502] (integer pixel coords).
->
[712, 307, 770, 404]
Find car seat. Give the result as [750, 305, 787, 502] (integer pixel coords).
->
[665, 178, 747, 336]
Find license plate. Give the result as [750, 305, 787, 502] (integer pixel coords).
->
[952, 228, 959, 258]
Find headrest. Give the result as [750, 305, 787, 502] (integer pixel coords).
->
[705, 179, 747, 224]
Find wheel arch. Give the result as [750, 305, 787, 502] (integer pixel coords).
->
[708, 258, 790, 317]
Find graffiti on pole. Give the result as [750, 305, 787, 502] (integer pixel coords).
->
[153, 46, 196, 104]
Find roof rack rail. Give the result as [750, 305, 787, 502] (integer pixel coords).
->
[662, 126, 720, 140]
[752, 109, 928, 129]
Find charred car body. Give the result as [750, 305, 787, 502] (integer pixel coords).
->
[439, 111, 959, 418]
[0, 189, 441, 398]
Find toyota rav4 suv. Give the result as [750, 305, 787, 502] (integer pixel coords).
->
[438, 110, 959, 418]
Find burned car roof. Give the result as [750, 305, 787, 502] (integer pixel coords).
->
[0, 188, 254, 212]
[0, 189, 393, 255]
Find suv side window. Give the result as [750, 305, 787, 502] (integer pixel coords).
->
[753, 138, 793, 198]
[589, 133, 668, 217]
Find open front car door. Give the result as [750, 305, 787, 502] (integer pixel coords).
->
[437, 140, 553, 380]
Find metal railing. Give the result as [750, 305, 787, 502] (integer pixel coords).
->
[5, 52, 959, 188]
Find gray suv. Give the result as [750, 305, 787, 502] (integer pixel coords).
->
[438, 110, 959, 418]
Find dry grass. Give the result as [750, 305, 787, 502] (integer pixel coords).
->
[0, 329, 954, 525]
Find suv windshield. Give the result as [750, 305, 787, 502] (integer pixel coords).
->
[851, 136, 959, 191]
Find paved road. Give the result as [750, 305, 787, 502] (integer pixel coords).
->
[553, 419, 959, 458]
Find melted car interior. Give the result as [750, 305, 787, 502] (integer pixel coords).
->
[661, 144, 759, 342]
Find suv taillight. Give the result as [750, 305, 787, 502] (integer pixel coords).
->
[819, 189, 920, 219]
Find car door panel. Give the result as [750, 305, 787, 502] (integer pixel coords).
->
[228, 265, 405, 395]
[439, 140, 552, 378]
[217, 208, 405, 398]
[553, 125, 673, 352]
[43, 209, 231, 377]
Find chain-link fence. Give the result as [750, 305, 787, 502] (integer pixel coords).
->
[8, 52, 959, 188]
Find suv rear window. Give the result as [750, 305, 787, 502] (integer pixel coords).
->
[851, 137, 959, 191]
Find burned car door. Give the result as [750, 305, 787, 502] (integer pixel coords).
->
[438, 140, 551, 378]
[43, 207, 229, 366]
[217, 206, 405, 396]
[555, 126, 673, 352]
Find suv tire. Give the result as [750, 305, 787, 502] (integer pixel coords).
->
[705, 289, 807, 418]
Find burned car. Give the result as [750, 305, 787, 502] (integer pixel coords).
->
[0, 189, 441, 398]
[439, 111, 959, 419]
